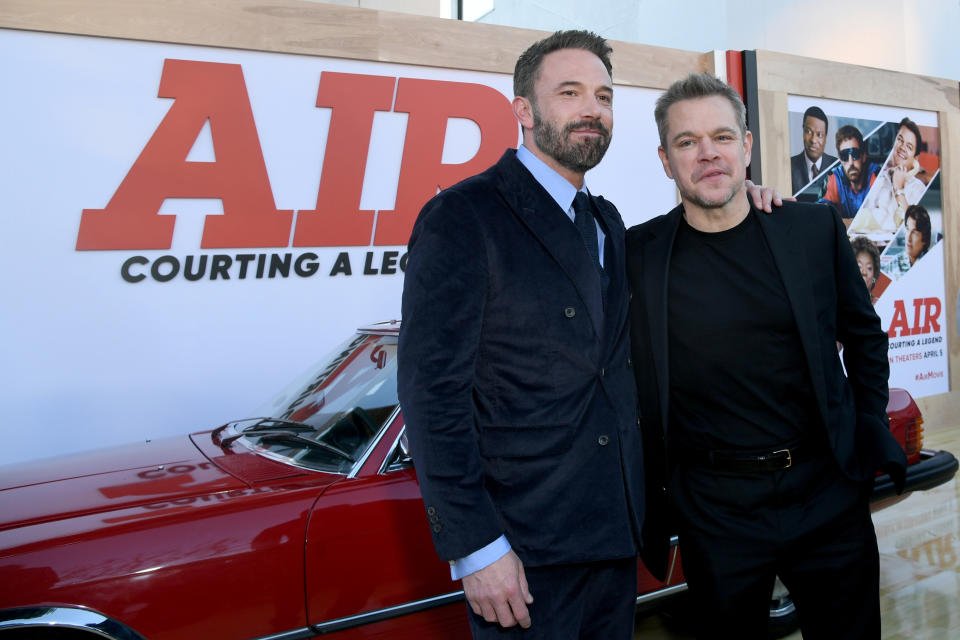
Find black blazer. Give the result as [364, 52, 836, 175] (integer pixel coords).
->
[626, 200, 905, 580]
[399, 149, 644, 567]
[791, 151, 838, 195]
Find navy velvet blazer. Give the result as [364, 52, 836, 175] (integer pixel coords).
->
[625, 200, 906, 580]
[398, 149, 644, 568]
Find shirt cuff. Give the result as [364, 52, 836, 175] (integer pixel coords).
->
[450, 535, 511, 580]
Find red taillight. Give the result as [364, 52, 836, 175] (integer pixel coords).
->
[903, 415, 924, 456]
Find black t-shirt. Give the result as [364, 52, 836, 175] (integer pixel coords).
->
[667, 208, 818, 451]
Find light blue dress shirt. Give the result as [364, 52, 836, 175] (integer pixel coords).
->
[448, 145, 604, 581]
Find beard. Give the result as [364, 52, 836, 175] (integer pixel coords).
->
[679, 183, 740, 210]
[676, 163, 740, 210]
[532, 104, 611, 174]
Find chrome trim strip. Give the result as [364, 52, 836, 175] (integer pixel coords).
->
[310, 574, 693, 634]
[350, 404, 402, 479]
[635, 582, 688, 605]
[377, 419, 408, 475]
[252, 628, 317, 640]
[0, 606, 146, 640]
[312, 591, 465, 633]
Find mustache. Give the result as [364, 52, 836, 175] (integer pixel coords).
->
[692, 163, 730, 181]
[565, 120, 610, 137]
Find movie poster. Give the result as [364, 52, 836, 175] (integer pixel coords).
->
[788, 97, 946, 397]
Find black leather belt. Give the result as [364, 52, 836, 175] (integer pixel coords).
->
[685, 440, 817, 473]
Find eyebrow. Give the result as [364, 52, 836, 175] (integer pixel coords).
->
[670, 126, 738, 144]
[553, 80, 614, 95]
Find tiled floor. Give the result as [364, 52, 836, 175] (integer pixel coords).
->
[634, 425, 960, 639]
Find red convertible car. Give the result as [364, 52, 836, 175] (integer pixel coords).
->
[1, 321, 956, 639]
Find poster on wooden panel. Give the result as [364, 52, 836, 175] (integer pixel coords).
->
[787, 97, 946, 397]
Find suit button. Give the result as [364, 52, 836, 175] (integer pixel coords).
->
[427, 506, 437, 516]
[600, 368, 605, 377]
[429, 515, 439, 524]
[627, 358, 632, 367]
[564, 306, 576, 318]
[433, 524, 442, 533]
[598, 435, 609, 446]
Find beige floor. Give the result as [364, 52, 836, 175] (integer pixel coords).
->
[634, 426, 960, 639]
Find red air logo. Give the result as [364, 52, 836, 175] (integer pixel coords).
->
[76, 59, 516, 251]
[887, 298, 942, 337]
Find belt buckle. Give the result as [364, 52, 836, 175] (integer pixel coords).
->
[772, 448, 792, 469]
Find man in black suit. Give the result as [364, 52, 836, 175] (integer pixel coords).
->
[398, 31, 644, 639]
[790, 105, 837, 195]
[626, 73, 905, 639]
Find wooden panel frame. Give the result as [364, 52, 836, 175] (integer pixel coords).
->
[0, 0, 710, 90]
[752, 49, 960, 427]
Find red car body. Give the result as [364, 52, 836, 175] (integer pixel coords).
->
[1, 322, 955, 639]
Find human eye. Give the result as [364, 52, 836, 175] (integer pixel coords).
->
[597, 93, 612, 105]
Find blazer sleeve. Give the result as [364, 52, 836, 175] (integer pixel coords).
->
[831, 209, 907, 488]
[397, 188, 503, 562]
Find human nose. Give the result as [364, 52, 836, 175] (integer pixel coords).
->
[698, 137, 719, 159]
[580, 96, 603, 119]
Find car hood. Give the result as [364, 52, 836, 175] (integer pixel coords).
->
[0, 436, 247, 530]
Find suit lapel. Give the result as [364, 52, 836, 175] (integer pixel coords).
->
[754, 211, 829, 416]
[494, 152, 605, 336]
[643, 206, 683, 434]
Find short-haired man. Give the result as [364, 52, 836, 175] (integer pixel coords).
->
[790, 106, 837, 194]
[399, 30, 643, 639]
[853, 117, 927, 233]
[818, 125, 881, 219]
[884, 204, 932, 280]
[626, 72, 905, 639]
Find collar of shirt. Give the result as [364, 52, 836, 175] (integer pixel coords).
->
[516, 144, 605, 267]
[516, 144, 585, 223]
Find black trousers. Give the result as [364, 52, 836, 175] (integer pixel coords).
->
[466, 557, 637, 639]
[671, 451, 879, 640]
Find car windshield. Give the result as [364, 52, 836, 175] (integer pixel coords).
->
[242, 332, 399, 473]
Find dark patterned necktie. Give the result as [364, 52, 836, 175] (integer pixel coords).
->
[573, 192, 601, 270]
[810, 163, 819, 180]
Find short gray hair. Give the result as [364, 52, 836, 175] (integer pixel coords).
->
[654, 73, 747, 147]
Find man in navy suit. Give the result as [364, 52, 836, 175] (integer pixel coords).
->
[399, 31, 643, 639]
[626, 73, 905, 639]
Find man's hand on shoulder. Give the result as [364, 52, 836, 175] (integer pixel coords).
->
[462, 549, 534, 629]
[746, 179, 793, 212]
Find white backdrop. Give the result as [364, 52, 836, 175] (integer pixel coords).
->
[0, 29, 675, 465]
